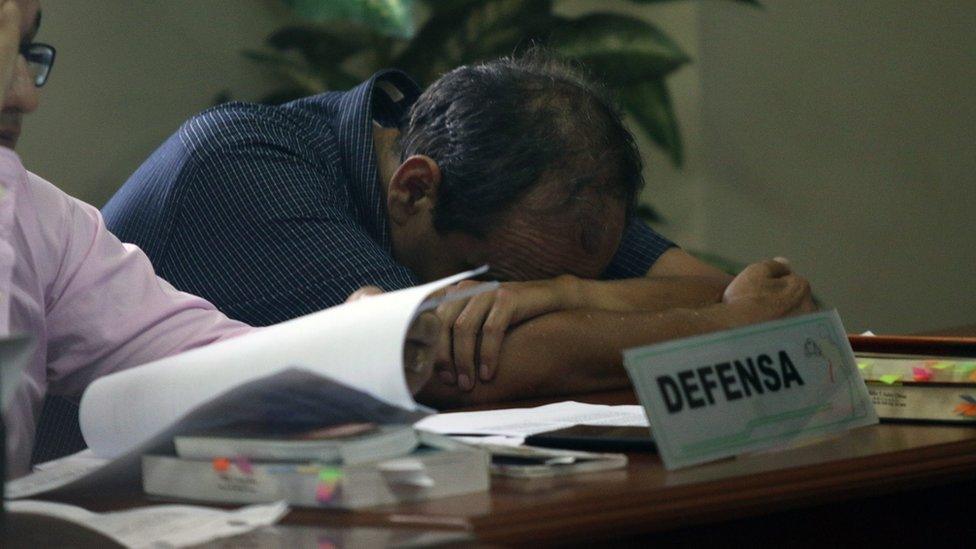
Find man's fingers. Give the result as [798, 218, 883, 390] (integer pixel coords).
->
[403, 312, 440, 394]
[403, 342, 434, 394]
[761, 258, 793, 278]
[433, 292, 470, 386]
[477, 288, 515, 382]
[777, 273, 813, 316]
[406, 311, 440, 349]
[451, 292, 495, 392]
[404, 341, 435, 376]
[345, 285, 383, 302]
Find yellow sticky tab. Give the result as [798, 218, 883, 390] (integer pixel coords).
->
[930, 361, 954, 370]
[879, 374, 902, 385]
[857, 362, 870, 370]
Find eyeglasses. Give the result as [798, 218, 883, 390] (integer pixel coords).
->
[20, 43, 56, 87]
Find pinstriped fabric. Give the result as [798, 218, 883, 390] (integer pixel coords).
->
[32, 72, 423, 464]
[30, 396, 86, 464]
[103, 68, 672, 325]
[103, 70, 422, 327]
[603, 216, 675, 280]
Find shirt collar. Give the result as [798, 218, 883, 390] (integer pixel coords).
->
[334, 70, 421, 249]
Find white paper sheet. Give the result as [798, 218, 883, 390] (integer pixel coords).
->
[6, 499, 288, 548]
[5, 450, 107, 498]
[7, 369, 430, 499]
[415, 401, 650, 444]
[79, 269, 482, 460]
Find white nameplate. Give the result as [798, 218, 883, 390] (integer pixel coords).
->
[624, 310, 877, 470]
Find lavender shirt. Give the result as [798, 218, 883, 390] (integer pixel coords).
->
[0, 148, 251, 477]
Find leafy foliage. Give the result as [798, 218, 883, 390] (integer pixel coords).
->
[247, 0, 756, 169]
[243, 0, 756, 232]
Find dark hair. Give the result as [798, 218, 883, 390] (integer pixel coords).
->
[398, 50, 644, 238]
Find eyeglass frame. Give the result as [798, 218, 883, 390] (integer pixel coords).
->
[19, 42, 55, 87]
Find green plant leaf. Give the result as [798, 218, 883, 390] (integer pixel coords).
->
[242, 50, 328, 96]
[625, 0, 760, 6]
[634, 203, 662, 223]
[283, 0, 417, 38]
[266, 25, 374, 66]
[419, 0, 485, 16]
[551, 13, 690, 85]
[395, 0, 554, 85]
[619, 78, 683, 166]
[460, 0, 554, 59]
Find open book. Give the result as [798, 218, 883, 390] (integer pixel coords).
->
[6, 268, 488, 499]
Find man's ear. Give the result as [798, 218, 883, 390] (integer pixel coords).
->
[387, 155, 441, 225]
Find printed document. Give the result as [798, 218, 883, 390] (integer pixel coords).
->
[6, 499, 288, 548]
[416, 401, 649, 445]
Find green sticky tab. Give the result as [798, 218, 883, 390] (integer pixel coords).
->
[879, 374, 902, 385]
[857, 362, 870, 370]
[930, 361, 954, 370]
[958, 362, 976, 374]
[318, 468, 343, 482]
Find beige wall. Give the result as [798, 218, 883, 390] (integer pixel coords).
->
[697, 0, 976, 333]
[17, 1, 975, 334]
[18, 0, 288, 206]
[559, 0, 707, 250]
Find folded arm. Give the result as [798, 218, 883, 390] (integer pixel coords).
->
[419, 302, 748, 407]
[418, 258, 814, 408]
[574, 248, 732, 313]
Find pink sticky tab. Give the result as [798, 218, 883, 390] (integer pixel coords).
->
[912, 367, 933, 382]
[316, 483, 336, 503]
[234, 456, 253, 474]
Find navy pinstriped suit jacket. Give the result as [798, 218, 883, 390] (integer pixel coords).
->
[31, 71, 674, 464]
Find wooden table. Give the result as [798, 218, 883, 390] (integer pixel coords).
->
[24, 331, 976, 546]
[38, 387, 976, 546]
[274, 389, 976, 545]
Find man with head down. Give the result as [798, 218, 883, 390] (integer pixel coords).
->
[104, 51, 816, 407]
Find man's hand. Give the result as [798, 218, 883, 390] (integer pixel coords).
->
[433, 276, 580, 391]
[346, 286, 440, 394]
[721, 258, 817, 324]
[0, 0, 22, 111]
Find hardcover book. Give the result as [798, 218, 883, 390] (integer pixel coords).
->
[143, 433, 489, 509]
[850, 334, 976, 423]
[174, 424, 419, 465]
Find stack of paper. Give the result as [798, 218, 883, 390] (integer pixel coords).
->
[415, 401, 649, 446]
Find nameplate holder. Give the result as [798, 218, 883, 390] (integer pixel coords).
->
[624, 310, 877, 470]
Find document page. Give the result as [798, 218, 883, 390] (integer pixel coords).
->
[5, 450, 107, 499]
[6, 499, 288, 547]
[416, 401, 650, 444]
[7, 369, 428, 499]
[6, 270, 486, 500]
[79, 269, 482, 460]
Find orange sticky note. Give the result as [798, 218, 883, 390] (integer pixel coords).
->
[212, 457, 231, 473]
